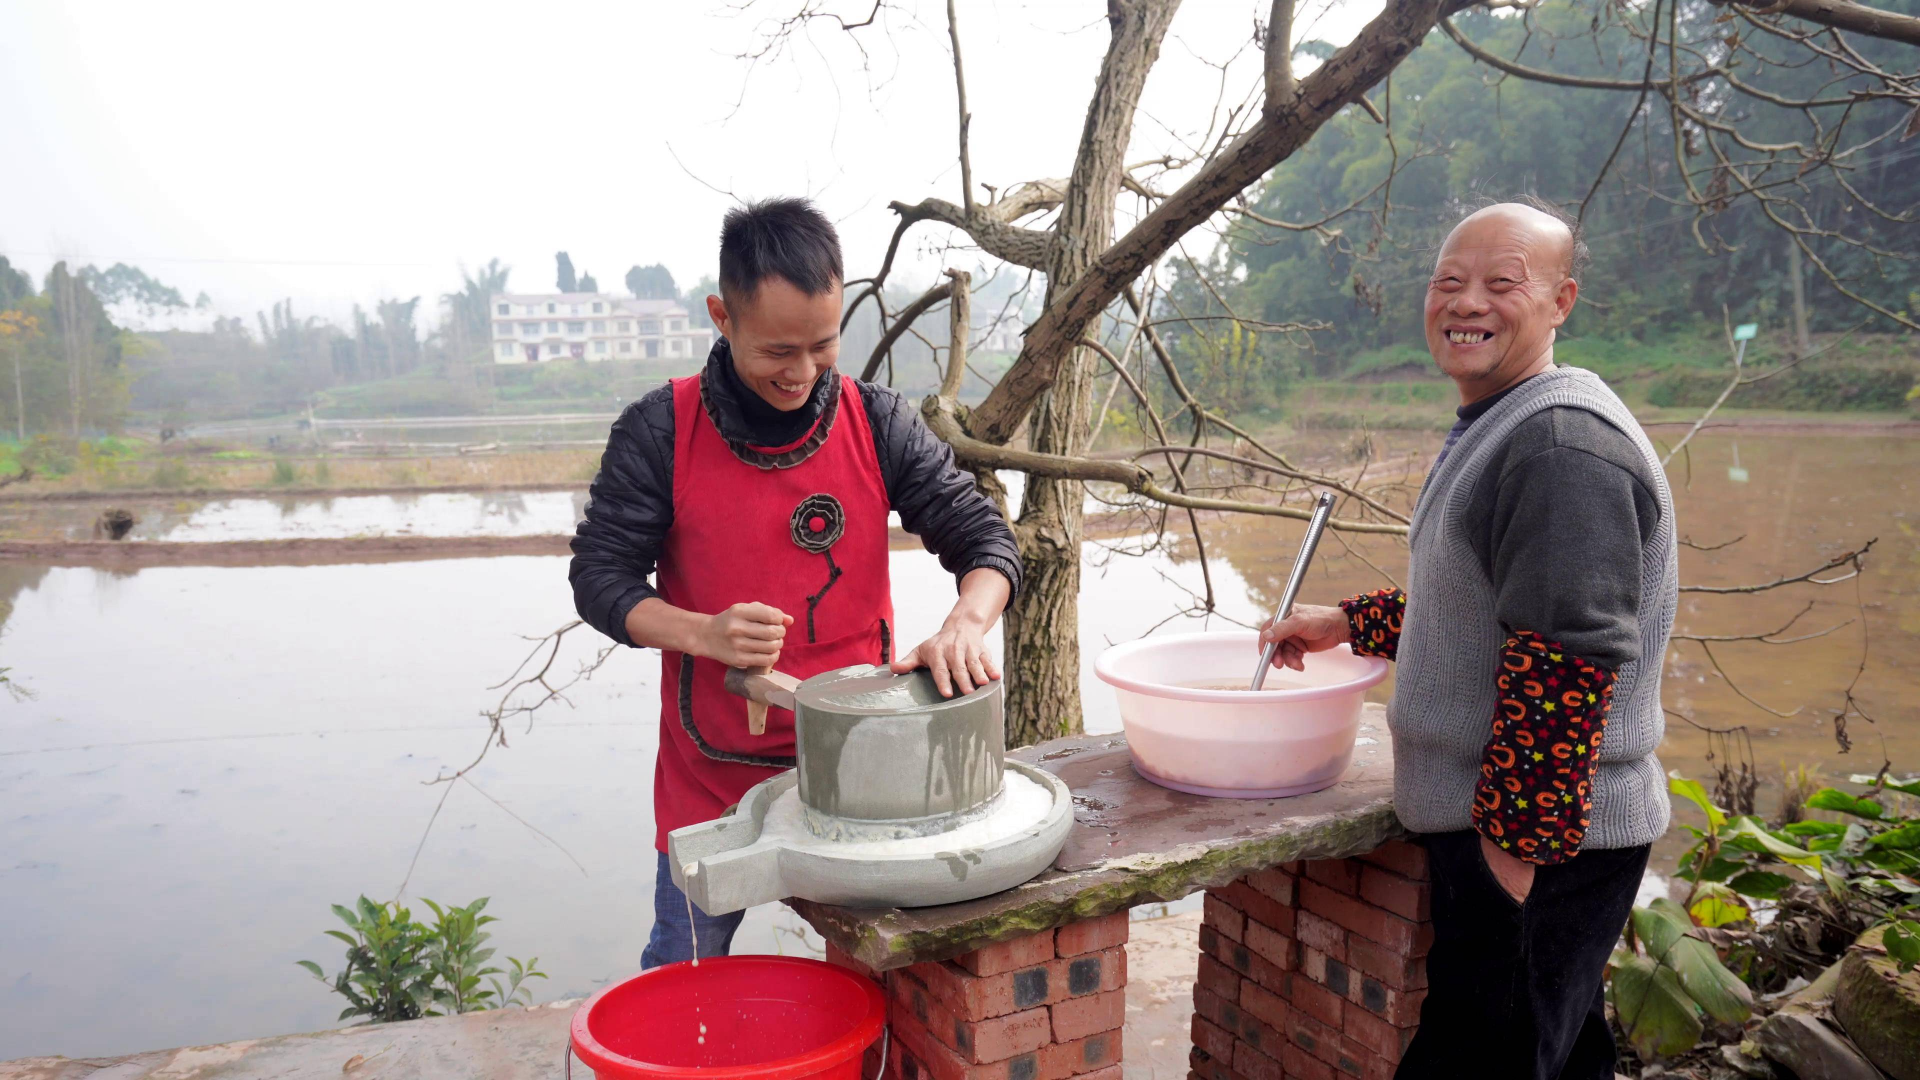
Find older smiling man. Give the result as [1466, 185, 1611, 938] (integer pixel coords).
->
[1261, 200, 1677, 1080]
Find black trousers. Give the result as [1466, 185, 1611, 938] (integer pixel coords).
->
[1395, 831, 1649, 1080]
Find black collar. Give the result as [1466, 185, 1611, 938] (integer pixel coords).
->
[699, 338, 841, 470]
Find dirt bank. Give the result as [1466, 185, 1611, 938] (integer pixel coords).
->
[0, 535, 575, 568]
[0, 481, 578, 506]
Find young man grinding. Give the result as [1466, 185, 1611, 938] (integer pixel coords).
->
[570, 198, 1021, 968]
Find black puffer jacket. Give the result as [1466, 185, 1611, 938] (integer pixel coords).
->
[569, 340, 1023, 647]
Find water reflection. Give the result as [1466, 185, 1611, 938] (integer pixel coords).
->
[1173, 432, 1919, 869]
[0, 431, 1908, 1060]
[0, 542, 1250, 1060]
[0, 491, 589, 543]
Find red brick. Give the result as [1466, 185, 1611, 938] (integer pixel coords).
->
[892, 970, 1053, 1064]
[1344, 937, 1426, 992]
[1055, 911, 1128, 956]
[1354, 983, 1425, 1028]
[1193, 985, 1233, 1029]
[1233, 1042, 1284, 1080]
[1078, 1066, 1123, 1080]
[1333, 1036, 1376, 1079]
[891, 1009, 1037, 1080]
[1206, 923, 1283, 991]
[1037, 1029, 1120, 1079]
[963, 1007, 1052, 1063]
[1192, 1016, 1235, 1062]
[1240, 979, 1288, 1031]
[1243, 919, 1295, 971]
[826, 942, 880, 983]
[1196, 954, 1242, 1004]
[1358, 840, 1428, 882]
[1287, 972, 1346, 1030]
[1246, 867, 1297, 905]
[1190, 1047, 1241, 1080]
[1283, 1005, 1342, 1065]
[1294, 910, 1347, 962]
[1223, 881, 1294, 937]
[1204, 893, 1245, 942]
[908, 960, 1014, 1021]
[1052, 988, 1124, 1042]
[1282, 1043, 1337, 1080]
[910, 945, 1123, 1021]
[1343, 1006, 1413, 1060]
[1303, 859, 1360, 894]
[1300, 881, 1420, 954]
[1357, 866, 1430, 922]
[955, 930, 1056, 977]
[1230, 1002, 1286, 1061]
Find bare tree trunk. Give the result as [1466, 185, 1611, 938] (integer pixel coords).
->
[1788, 239, 1811, 357]
[1001, 0, 1178, 747]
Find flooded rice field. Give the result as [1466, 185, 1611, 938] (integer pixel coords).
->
[0, 490, 590, 543]
[0, 430, 1911, 1060]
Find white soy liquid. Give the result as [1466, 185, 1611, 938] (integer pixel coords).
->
[684, 889, 699, 967]
[756, 771, 1054, 856]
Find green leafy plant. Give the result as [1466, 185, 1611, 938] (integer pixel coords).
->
[298, 897, 437, 1023]
[270, 458, 299, 485]
[299, 896, 548, 1023]
[1608, 897, 1754, 1059]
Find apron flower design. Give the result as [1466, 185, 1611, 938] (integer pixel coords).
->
[790, 493, 846, 644]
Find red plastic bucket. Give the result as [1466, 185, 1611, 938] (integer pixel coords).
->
[568, 956, 887, 1080]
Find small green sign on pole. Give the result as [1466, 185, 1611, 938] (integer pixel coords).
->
[1732, 323, 1759, 342]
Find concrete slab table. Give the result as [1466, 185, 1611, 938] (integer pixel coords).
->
[793, 703, 1441, 1080]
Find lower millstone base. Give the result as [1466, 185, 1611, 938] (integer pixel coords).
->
[1190, 843, 1434, 1080]
[826, 912, 1131, 1080]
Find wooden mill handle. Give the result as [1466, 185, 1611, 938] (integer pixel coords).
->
[724, 667, 801, 735]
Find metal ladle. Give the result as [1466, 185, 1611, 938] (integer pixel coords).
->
[1251, 491, 1338, 690]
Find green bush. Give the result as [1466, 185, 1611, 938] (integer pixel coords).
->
[18, 436, 77, 477]
[298, 896, 546, 1023]
[270, 458, 299, 485]
[1647, 367, 1915, 411]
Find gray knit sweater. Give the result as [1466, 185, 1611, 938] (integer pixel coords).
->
[1393, 367, 1677, 849]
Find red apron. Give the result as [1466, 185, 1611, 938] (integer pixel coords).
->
[652, 372, 894, 851]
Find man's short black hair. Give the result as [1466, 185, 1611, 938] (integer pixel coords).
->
[718, 197, 844, 306]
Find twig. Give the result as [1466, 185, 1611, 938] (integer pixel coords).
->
[1679, 539, 1876, 594]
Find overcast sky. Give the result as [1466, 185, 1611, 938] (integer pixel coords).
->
[0, 1, 1378, 330]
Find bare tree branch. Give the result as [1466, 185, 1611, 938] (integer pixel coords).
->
[1264, 0, 1297, 111]
[859, 280, 950, 381]
[1679, 539, 1877, 594]
[972, 0, 1458, 444]
[1713, 0, 1920, 46]
[947, 0, 975, 216]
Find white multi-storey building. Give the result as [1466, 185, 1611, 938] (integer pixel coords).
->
[488, 292, 715, 364]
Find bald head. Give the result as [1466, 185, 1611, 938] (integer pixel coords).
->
[1424, 200, 1583, 404]
[1443, 202, 1580, 281]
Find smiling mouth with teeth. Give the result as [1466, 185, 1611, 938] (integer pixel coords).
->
[1447, 330, 1493, 344]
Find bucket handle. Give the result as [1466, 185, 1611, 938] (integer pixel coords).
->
[563, 1025, 888, 1079]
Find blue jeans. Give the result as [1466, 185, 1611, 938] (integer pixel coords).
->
[642, 851, 745, 969]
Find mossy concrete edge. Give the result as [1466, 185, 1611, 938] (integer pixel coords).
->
[791, 803, 1407, 972]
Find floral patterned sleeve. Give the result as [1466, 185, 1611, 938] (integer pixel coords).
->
[1338, 588, 1406, 662]
[1471, 631, 1619, 866]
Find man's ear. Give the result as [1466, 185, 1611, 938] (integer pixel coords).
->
[706, 293, 731, 338]
[1551, 277, 1579, 327]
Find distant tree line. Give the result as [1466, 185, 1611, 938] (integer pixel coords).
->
[1153, 3, 1920, 413]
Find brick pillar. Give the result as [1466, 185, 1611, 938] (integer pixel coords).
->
[827, 911, 1130, 1080]
[1189, 842, 1432, 1080]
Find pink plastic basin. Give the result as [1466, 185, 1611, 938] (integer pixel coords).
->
[1093, 631, 1388, 798]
